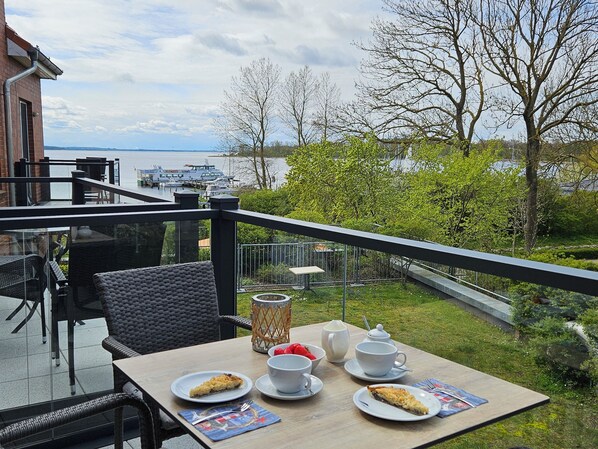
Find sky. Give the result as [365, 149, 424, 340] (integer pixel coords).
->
[6, 0, 388, 151]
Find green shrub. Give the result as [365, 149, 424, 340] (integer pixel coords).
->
[238, 187, 293, 216]
[510, 284, 598, 386]
[237, 223, 271, 245]
[548, 190, 598, 236]
[527, 317, 591, 385]
[255, 263, 295, 284]
[559, 248, 598, 260]
[528, 251, 598, 271]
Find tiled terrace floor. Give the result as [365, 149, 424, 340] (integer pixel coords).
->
[0, 293, 201, 448]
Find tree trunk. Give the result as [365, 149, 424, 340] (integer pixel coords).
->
[524, 128, 540, 253]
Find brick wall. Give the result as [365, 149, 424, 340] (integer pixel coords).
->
[0, 0, 46, 206]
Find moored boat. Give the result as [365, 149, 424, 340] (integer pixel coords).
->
[137, 164, 226, 187]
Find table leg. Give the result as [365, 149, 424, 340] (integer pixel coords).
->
[304, 274, 311, 291]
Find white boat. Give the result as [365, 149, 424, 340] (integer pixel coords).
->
[137, 164, 226, 187]
[205, 177, 235, 197]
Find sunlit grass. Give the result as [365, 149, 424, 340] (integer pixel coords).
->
[237, 282, 597, 449]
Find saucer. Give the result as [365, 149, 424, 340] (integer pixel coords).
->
[344, 358, 410, 382]
[255, 374, 323, 400]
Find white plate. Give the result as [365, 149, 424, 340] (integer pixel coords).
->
[255, 374, 323, 401]
[344, 358, 410, 382]
[171, 371, 253, 404]
[353, 384, 441, 421]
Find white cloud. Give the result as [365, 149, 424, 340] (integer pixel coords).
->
[6, 0, 387, 149]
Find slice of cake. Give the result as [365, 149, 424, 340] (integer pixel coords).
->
[189, 373, 243, 397]
[367, 386, 429, 415]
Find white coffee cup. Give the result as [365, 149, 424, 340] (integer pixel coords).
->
[355, 341, 407, 376]
[267, 354, 313, 393]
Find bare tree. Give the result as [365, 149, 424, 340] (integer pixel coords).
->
[280, 66, 319, 147]
[475, 0, 598, 252]
[217, 58, 281, 189]
[354, 0, 485, 155]
[313, 72, 342, 143]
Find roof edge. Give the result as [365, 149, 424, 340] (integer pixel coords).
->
[5, 25, 63, 77]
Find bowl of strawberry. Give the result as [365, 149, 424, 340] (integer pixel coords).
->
[268, 343, 325, 371]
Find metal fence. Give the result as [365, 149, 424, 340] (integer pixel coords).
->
[236, 241, 402, 291]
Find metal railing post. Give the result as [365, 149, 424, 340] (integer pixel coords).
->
[14, 158, 27, 206]
[174, 191, 199, 263]
[40, 157, 50, 203]
[210, 195, 239, 340]
[71, 170, 86, 205]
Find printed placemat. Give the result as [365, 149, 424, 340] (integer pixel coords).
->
[179, 400, 281, 441]
[413, 378, 488, 418]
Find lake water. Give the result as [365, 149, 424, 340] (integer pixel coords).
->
[45, 149, 290, 200]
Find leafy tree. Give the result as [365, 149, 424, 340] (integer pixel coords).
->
[475, 0, 598, 252]
[392, 143, 522, 250]
[286, 135, 398, 223]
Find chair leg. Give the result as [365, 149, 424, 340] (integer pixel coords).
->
[51, 315, 60, 365]
[6, 299, 26, 320]
[114, 407, 124, 449]
[39, 293, 47, 344]
[10, 301, 39, 335]
[51, 288, 61, 365]
[68, 318, 76, 395]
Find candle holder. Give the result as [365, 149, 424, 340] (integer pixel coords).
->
[251, 293, 291, 353]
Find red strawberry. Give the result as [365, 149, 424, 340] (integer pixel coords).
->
[284, 343, 299, 354]
[293, 344, 316, 360]
[273, 347, 286, 356]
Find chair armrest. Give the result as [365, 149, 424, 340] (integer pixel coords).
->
[48, 260, 67, 286]
[102, 335, 142, 360]
[0, 393, 156, 449]
[219, 315, 252, 331]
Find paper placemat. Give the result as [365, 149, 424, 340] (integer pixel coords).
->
[413, 378, 488, 418]
[179, 400, 280, 441]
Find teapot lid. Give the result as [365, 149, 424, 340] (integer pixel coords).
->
[368, 323, 390, 338]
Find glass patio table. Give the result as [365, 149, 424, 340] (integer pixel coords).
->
[114, 322, 549, 449]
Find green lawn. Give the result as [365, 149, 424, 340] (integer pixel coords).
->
[237, 283, 598, 449]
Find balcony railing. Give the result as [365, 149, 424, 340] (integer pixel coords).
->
[0, 173, 596, 447]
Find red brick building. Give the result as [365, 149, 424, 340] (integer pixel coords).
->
[0, 0, 62, 206]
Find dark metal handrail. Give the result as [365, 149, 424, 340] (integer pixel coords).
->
[227, 209, 597, 296]
[0, 201, 595, 296]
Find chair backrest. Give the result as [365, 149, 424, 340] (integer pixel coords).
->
[94, 261, 221, 355]
[63, 222, 166, 315]
[76, 157, 106, 181]
[0, 254, 46, 300]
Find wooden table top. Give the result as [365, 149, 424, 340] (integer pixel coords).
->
[114, 322, 549, 449]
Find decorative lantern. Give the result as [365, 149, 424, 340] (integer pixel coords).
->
[251, 293, 291, 353]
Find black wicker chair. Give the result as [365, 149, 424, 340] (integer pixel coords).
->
[93, 261, 252, 449]
[0, 393, 156, 449]
[49, 222, 166, 394]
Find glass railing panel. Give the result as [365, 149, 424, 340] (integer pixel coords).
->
[0, 228, 54, 438]
[0, 219, 186, 445]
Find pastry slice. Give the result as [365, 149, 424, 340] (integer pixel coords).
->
[367, 386, 429, 415]
[189, 373, 243, 397]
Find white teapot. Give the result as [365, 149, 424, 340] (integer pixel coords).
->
[363, 324, 394, 345]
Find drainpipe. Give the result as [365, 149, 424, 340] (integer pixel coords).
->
[3, 48, 39, 206]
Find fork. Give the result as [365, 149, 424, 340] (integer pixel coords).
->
[191, 401, 252, 425]
[420, 380, 477, 408]
[430, 388, 477, 407]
